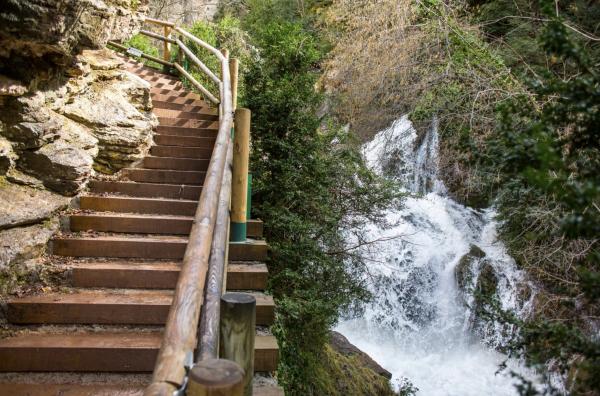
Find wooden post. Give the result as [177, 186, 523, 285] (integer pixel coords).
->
[230, 58, 239, 110]
[163, 26, 172, 62]
[230, 109, 250, 242]
[177, 35, 183, 66]
[220, 293, 255, 396]
[187, 358, 244, 396]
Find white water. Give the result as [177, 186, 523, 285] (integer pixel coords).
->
[337, 116, 539, 395]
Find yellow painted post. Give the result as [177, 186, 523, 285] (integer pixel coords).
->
[163, 26, 172, 62]
[230, 108, 250, 242]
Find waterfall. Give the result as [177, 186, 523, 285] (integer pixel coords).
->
[337, 116, 540, 395]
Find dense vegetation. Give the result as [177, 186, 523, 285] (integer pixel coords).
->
[234, 2, 400, 394]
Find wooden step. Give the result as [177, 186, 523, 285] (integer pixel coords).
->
[155, 125, 217, 137]
[158, 117, 218, 129]
[154, 108, 219, 121]
[154, 134, 215, 147]
[70, 212, 264, 237]
[7, 290, 275, 325]
[70, 261, 268, 290]
[152, 81, 184, 90]
[0, 383, 284, 396]
[0, 332, 278, 372]
[69, 213, 193, 235]
[150, 145, 213, 159]
[152, 101, 217, 114]
[0, 383, 145, 396]
[142, 156, 210, 171]
[88, 181, 202, 200]
[151, 94, 207, 107]
[79, 195, 198, 215]
[52, 236, 268, 261]
[123, 168, 206, 185]
[150, 88, 203, 101]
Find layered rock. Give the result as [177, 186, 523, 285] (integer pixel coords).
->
[0, 0, 153, 297]
[0, 49, 156, 195]
[0, 0, 146, 83]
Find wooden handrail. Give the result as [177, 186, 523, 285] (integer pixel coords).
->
[143, 16, 175, 27]
[175, 27, 226, 62]
[108, 41, 173, 67]
[140, 19, 236, 396]
[173, 63, 220, 104]
[175, 38, 221, 85]
[139, 29, 176, 44]
[198, 132, 233, 360]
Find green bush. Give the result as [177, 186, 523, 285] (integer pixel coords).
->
[238, 4, 399, 395]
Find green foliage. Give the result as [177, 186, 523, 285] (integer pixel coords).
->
[236, 2, 399, 394]
[124, 34, 161, 69]
[483, 8, 600, 394]
[183, 17, 254, 105]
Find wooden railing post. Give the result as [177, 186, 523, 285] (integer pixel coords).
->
[187, 358, 244, 396]
[219, 293, 255, 396]
[163, 26, 172, 62]
[230, 109, 250, 242]
[230, 58, 239, 110]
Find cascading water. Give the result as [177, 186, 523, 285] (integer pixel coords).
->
[337, 116, 539, 395]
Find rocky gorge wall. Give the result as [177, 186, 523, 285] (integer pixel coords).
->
[0, 0, 157, 297]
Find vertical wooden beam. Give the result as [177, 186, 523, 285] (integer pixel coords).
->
[187, 358, 244, 396]
[220, 293, 255, 396]
[230, 58, 239, 111]
[163, 26, 172, 62]
[230, 109, 250, 242]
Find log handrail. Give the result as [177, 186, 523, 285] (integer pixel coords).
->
[111, 17, 224, 105]
[116, 17, 238, 396]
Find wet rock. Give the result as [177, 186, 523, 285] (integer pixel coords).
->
[0, 182, 69, 229]
[0, 219, 58, 270]
[455, 244, 486, 293]
[329, 331, 392, 379]
[475, 262, 499, 305]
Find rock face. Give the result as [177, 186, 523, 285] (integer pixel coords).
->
[0, 49, 156, 195]
[0, 182, 70, 230]
[0, 0, 147, 83]
[0, 0, 154, 298]
[329, 331, 392, 379]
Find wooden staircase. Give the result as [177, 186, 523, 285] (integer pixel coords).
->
[0, 60, 281, 395]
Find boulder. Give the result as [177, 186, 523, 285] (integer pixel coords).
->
[455, 244, 486, 293]
[0, 181, 69, 229]
[18, 137, 95, 195]
[329, 331, 392, 379]
[62, 68, 155, 174]
[0, 219, 58, 270]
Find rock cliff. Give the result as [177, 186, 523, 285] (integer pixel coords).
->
[0, 0, 156, 297]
